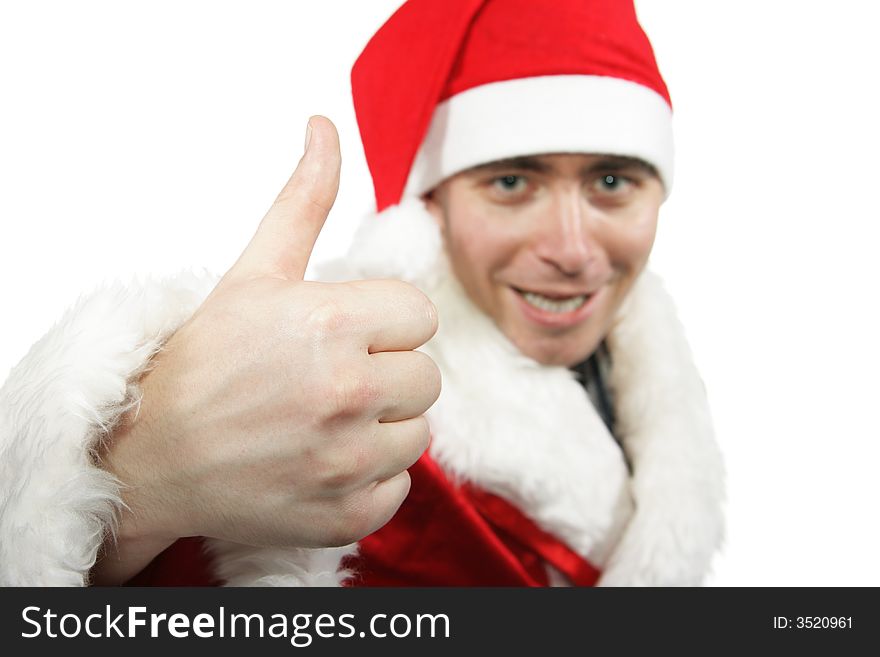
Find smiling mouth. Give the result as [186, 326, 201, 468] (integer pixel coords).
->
[515, 289, 590, 313]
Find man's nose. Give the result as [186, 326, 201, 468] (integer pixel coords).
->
[534, 189, 598, 276]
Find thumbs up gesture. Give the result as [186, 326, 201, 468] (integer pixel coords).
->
[95, 117, 440, 581]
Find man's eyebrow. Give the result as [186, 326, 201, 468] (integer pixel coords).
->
[582, 156, 658, 177]
[466, 157, 552, 174]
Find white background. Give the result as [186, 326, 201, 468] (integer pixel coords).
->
[1, 1, 878, 586]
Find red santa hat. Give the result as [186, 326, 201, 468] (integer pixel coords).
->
[352, 0, 674, 213]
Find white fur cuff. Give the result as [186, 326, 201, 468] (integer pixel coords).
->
[0, 272, 215, 585]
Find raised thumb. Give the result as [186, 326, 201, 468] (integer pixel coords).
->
[224, 115, 341, 283]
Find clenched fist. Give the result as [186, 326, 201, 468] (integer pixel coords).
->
[93, 117, 440, 583]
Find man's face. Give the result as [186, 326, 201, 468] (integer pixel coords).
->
[425, 153, 663, 367]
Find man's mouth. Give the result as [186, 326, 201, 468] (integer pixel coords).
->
[519, 290, 588, 313]
[510, 285, 602, 328]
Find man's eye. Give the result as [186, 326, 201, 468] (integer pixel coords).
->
[492, 175, 527, 194]
[596, 174, 633, 194]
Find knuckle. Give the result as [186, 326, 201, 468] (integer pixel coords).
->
[401, 416, 431, 462]
[316, 448, 363, 494]
[414, 415, 431, 450]
[414, 350, 442, 403]
[303, 296, 350, 337]
[327, 371, 380, 419]
[305, 195, 333, 217]
[422, 295, 439, 337]
[397, 282, 439, 337]
[390, 471, 412, 507]
[327, 474, 411, 546]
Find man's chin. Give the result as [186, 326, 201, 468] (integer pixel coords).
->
[510, 333, 601, 368]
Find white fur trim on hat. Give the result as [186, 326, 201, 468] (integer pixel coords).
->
[342, 197, 445, 290]
[403, 75, 674, 198]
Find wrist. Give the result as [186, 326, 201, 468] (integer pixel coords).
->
[91, 404, 184, 584]
[90, 525, 177, 586]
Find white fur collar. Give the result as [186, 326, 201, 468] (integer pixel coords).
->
[342, 198, 726, 584]
[0, 200, 724, 586]
[420, 269, 634, 568]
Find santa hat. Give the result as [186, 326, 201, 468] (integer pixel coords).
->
[352, 0, 673, 214]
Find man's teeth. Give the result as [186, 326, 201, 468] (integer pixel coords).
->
[521, 291, 587, 313]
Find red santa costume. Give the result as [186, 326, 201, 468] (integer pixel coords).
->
[0, 0, 725, 587]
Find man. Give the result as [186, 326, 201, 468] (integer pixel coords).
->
[0, 0, 724, 586]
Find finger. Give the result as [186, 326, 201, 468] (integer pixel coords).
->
[369, 416, 431, 482]
[371, 350, 441, 422]
[224, 115, 341, 284]
[365, 470, 412, 534]
[310, 470, 411, 546]
[345, 279, 439, 352]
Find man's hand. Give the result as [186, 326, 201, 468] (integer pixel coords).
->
[94, 117, 440, 582]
